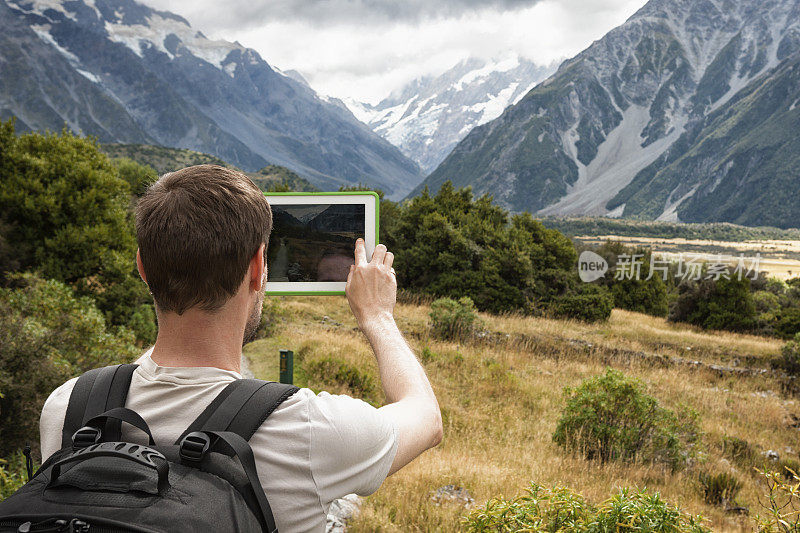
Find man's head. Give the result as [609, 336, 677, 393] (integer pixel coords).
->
[135, 165, 271, 344]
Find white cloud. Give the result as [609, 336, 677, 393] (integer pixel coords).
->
[138, 0, 647, 103]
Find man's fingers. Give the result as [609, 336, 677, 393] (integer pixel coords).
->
[354, 238, 367, 267]
[384, 251, 394, 268]
[371, 243, 387, 265]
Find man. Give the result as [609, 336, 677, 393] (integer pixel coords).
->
[38, 165, 442, 532]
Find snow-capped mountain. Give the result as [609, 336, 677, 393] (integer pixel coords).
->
[0, 0, 422, 197]
[417, 0, 800, 227]
[346, 56, 554, 173]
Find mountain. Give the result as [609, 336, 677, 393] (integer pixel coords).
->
[0, 0, 422, 198]
[345, 56, 554, 173]
[416, 0, 800, 227]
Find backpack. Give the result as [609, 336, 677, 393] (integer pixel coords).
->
[0, 364, 299, 533]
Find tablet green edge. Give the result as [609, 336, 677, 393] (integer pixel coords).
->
[263, 191, 380, 296]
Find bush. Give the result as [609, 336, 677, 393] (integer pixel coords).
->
[722, 435, 758, 467]
[0, 120, 154, 341]
[384, 182, 577, 315]
[670, 276, 757, 332]
[553, 369, 700, 470]
[304, 356, 377, 402]
[0, 451, 34, 500]
[592, 241, 670, 317]
[773, 308, 800, 340]
[698, 471, 742, 507]
[778, 333, 800, 376]
[463, 482, 711, 532]
[0, 274, 138, 456]
[548, 284, 614, 322]
[429, 297, 483, 340]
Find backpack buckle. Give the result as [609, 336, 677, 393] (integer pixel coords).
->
[72, 426, 101, 449]
[179, 432, 211, 463]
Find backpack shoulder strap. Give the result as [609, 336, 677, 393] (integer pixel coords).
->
[61, 364, 139, 448]
[175, 379, 299, 444]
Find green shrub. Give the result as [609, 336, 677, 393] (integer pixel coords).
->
[305, 356, 377, 402]
[774, 308, 800, 340]
[721, 435, 758, 467]
[420, 347, 438, 363]
[698, 471, 742, 507]
[0, 120, 154, 341]
[670, 277, 757, 332]
[463, 482, 711, 532]
[464, 483, 590, 531]
[0, 451, 36, 500]
[593, 241, 670, 317]
[384, 183, 577, 315]
[778, 333, 800, 376]
[553, 369, 700, 470]
[548, 284, 614, 322]
[0, 274, 138, 456]
[429, 297, 483, 340]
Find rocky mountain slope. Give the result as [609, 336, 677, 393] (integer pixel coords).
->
[346, 56, 553, 173]
[0, 0, 422, 198]
[416, 0, 800, 226]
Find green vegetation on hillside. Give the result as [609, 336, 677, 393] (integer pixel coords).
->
[100, 143, 318, 192]
[100, 143, 230, 173]
[542, 217, 800, 240]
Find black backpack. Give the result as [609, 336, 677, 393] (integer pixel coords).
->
[0, 364, 299, 533]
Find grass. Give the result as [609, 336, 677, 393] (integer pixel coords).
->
[246, 296, 798, 532]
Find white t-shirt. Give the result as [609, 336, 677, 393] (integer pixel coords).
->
[39, 350, 398, 533]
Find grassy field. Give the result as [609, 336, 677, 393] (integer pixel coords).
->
[575, 235, 800, 280]
[244, 296, 798, 532]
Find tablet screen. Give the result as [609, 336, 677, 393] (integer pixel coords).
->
[267, 203, 365, 283]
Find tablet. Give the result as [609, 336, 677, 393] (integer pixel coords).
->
[264, 192, 379, 295]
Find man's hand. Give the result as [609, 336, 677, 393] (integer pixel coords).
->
[345, 239, 396, 330]
[345, 239, 442, 476]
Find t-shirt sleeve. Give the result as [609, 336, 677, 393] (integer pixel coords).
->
[308, 392, 398, 504]
[39, 377, 78, 462]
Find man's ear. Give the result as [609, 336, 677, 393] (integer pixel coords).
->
[136, 248, 148, 285]
[249, 243, 266, 292]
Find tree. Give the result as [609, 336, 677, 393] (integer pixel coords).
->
[670, 276, 757, 332]
[0, 120, 153, 340]
[0, 274, 138, 455]
[386, 182, 608, 319]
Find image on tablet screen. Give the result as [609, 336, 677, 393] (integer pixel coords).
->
[267, 204, 365, 283]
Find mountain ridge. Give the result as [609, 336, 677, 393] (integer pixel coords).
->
[414, 0, 800, 226]
[0, 0, 422, 198]
[345, 55, 554, 173]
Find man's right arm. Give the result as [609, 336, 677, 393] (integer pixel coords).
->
[345, 240, 443, 475]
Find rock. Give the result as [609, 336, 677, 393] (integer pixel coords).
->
[763, 449, 780, 461]
[322, 315, 342, 327]
[326, 494, 362, 533]
[431, 485, 475, 508]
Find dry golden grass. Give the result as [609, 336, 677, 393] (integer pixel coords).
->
[245, 296, 798, 532]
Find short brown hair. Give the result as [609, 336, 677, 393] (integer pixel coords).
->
[135, 165, 272, 314]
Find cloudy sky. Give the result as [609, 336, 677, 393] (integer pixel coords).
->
[139, 0, 647, 103]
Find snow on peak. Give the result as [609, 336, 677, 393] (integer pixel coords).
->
[104, 11, 243, 70]
[455, 55, 520, 91]
[345, 55, 554, 173]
